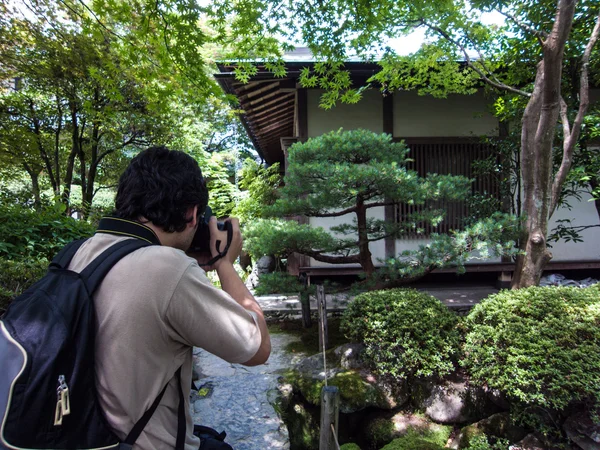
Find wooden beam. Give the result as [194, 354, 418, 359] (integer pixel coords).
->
[243, 92, 295, 115]
[253, 109, 295, 130]
[238, 81, 281, 102]
[250, 97, 296, 121]
[259, 120, 295, 137]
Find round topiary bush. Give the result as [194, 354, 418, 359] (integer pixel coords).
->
[463, 286, 600, 411]
[341, 288, 460, 379]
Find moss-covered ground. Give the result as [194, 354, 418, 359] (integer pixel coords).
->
[268, 317, 350, 355]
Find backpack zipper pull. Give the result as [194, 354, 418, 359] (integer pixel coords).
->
[54, 375, 71, 426]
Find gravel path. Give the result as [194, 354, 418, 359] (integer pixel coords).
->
[191, 333, 306, 450]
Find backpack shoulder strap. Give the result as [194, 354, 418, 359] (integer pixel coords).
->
[120, 368, 186, 450]
[80, 238, 150, 295]
[50, 238, 88, 269]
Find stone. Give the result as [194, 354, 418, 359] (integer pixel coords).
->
[455, 412, 528, 448]
[246, 256, 276, 289]
[359, 411, 452, 449]
[509, 433, 546, 450]
[334, 343, 365, 370]
[563, 410, 600, 450]
[287, 345, 409, 413]
[412, 372, 502, 424]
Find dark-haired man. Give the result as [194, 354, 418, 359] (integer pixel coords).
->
[67, 146, 270, 449]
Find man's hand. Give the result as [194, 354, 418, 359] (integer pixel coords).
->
[208, 216, 243, 267]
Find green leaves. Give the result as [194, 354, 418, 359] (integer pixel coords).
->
[341, 288, 460, 380]
[463, 285, 600, 412]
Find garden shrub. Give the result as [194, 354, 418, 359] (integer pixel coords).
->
[341, 288, 460, 379]
[463, 435, 509, 450]
[339, 444, 361, 450]
[463, 286, 600, 411]
[0, 204, 95, 260]
[0, 258, 47, 313]
[254, 272, 315, 296]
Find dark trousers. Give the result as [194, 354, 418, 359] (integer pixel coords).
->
[193, 425, 233, 450]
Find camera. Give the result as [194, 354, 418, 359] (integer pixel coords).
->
[188, 206, 228, 253]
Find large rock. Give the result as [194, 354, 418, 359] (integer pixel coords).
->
[563, 410, 600, 450]
[412, 371, 502, 424]
[286, 344, 409, 413]
[246, 255, 276, 289]
[453, 412, 528, 448]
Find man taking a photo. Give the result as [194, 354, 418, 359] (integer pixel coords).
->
[67, 146, 271, 449]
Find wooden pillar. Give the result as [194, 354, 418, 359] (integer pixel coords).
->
[383, 93, 396, 259]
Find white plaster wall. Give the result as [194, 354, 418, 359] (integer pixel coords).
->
[547, 191, 600, 261]
[307, 89, 383, 137]
[393, 89, 498, 137]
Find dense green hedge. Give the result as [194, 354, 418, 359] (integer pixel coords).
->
[0, 258, 48, 313]
[341, 288, 460, 380]
[0, 205, 95, 261]
[0, 205, 95, 313]
[463, 285, 600, 411]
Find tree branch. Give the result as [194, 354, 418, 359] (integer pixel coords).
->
[420, 20, 531, 97]
[550, 10, 600, 215]
[307, 201, 395, 217]
[498, 9, 549, 40]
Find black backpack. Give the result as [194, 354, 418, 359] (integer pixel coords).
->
[0, 238, 187, 450]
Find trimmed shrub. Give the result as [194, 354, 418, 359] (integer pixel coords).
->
[341, 288, 460, 379]
[463, 286, 600, 411]
[0, 258, 47, 313]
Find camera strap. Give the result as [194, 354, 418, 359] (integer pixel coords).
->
[198, 221, 233, 267]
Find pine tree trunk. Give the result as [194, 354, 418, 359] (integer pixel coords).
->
[355, 197, 375, 278]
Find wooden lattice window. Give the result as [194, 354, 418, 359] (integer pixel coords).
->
[395, 138, 500, 237]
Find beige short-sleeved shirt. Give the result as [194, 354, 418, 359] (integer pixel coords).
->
[68, 233, 261, 450]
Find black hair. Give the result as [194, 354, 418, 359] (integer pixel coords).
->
[114, 146, 209, 233]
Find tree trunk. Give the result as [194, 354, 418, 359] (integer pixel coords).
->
[62, 100, 80, 211]
[512, 0, 576, 288]
[355, 196, 375, 278]
[23, 162, 42, 210]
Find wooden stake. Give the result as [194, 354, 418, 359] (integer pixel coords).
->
[319, 386, 339, 450]
[317, 285, 328, 350]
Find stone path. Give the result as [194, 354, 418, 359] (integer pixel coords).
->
[190, 333, 307, 450]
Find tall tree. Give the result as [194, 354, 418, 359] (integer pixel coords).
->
[0, 0, 246, 216]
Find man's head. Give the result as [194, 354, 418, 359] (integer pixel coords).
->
[115, 146, 209, 235]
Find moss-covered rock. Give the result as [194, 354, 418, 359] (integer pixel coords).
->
[286, 345, 408, 413]
[361, 411, 452, 449]
[378, 431, 446, 450]
[284, 397, 320, 450]
[412, 371, 502, 424]
[456, 412, 527, 448]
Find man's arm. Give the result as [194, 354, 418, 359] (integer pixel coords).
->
[209, 217, 271, 366]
